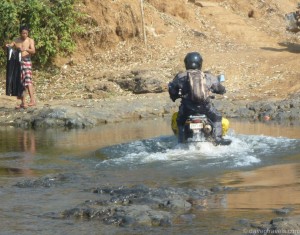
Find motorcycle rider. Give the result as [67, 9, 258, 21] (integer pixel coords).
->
[168, 52, 231, 145]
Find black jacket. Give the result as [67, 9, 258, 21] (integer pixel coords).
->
[168, 69, 226, 105]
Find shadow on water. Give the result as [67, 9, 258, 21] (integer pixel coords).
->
[260, 42, 300, 53]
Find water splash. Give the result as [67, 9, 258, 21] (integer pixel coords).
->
[95, 132, 300, 169]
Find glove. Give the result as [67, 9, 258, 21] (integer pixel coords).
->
[211, 83, 226, 95]
[170, 94, 179, 102]
[217, 86, 226, 95]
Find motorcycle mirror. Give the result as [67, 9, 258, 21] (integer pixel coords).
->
[218, 74, 225, 82]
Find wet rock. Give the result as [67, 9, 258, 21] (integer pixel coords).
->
[236, 107, 256, 118]
[94, 184, 150, 198]
[63, 207, 113, 220]
[274, 109, 300, 121]
[271, 217, 288, 224]
[247, 102, 263, 112]
[65, 115, 97, 128]
[117, 205, 171, 227]
[54, 184, 214, 228]
[277, 101, 291, 110]
[15, 174, 71, 188]
[273, 207, 294, 215]
[32, 117, 66, 128]
[261, 103, 277, 113]
[47, 109, 67, 119]
[249, 221, 271, 231]
[159, 199, 192, 211]
[103, 214, 127, 226]
[231, 219, 252, 232]
[150, 214, 172, 227]
[269, 216, 300, 234]
[275, 111, 291, 121]
[233, 215, 300, 235]
[179, 213, 196, 223]
[210, 185, 235, 192]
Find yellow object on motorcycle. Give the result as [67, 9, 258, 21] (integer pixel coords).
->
[222, 116, 229, 136]
[171, 112, 179, 135]
[171, 112, 229, 136]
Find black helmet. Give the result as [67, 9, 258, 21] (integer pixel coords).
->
[184, 52, 203, 70]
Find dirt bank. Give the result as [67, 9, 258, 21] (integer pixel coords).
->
[0, 0, 299, 127]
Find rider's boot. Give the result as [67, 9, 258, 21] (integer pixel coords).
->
[214, 121, 231, 146]
[215, 137, 232, 146]
[178, 125, 185, 144]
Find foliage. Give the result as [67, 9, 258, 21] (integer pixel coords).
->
[0, 0, 83, 68]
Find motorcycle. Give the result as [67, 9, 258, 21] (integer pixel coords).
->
[285, 11, 300, 33]
[171, 112, 231, 145]
[170, 73, 231, 145]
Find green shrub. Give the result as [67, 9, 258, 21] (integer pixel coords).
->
[0, 0, 83, 68]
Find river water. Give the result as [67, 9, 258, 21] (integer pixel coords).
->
[0, 118, 300, 235]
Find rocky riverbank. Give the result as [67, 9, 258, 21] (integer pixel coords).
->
[1, 91, 300, 129]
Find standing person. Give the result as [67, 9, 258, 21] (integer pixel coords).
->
[168, 52, 231, 145]
[6, 25, 36, 108]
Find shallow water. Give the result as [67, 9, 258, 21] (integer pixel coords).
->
[0, 118, 300, 235]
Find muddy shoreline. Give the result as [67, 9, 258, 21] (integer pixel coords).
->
[0, 91, 300, 129]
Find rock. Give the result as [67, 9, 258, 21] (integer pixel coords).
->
[210, 185, 235, 192]
[269, 216, 300, 234]
[14, 174, 72, 188]
[159, 199, 192, 211]
[179, 214, 196, 223]
[133, 77, 165, 94]
[48, 184, 215, 228]
[236, 107, 255, 118]
[85, 80, 119, 93]
[274, 207, 294, 215]
[114, 70, 167, 94]
[233, 215, 300, 234]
